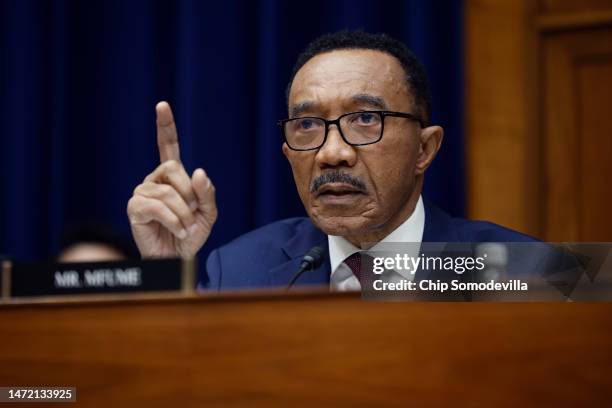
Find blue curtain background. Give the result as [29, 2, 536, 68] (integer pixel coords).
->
[0, 0, 464, 278]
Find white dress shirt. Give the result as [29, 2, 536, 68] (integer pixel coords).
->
[328, 195, 425, 291]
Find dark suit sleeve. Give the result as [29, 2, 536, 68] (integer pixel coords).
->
[202, 249, 222, 290]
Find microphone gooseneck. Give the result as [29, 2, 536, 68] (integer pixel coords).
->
[286, 246, 325, 290]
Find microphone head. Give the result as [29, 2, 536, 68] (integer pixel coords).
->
[302, 246, 325, 269]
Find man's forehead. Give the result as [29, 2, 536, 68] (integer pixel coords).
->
[289, 49, 409, 112]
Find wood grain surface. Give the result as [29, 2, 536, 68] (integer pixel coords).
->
[0, 291, 611, 407]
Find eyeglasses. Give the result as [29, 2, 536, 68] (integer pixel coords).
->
[278, 110, 423, 151]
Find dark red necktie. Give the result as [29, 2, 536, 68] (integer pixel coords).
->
[344, 252, 367, 283]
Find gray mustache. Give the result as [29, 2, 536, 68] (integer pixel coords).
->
[310, 171, 367, 194]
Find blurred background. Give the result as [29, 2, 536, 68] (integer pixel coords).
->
[1, 0, 611, 278]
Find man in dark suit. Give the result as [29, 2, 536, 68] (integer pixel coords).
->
[127, 31, 537, 291]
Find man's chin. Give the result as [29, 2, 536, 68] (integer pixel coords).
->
[309, 214, 372, 238]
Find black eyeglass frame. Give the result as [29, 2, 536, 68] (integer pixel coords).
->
[277, 110, 424, 151]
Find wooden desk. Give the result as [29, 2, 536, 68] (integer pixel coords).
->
[0, 291, 611, 407]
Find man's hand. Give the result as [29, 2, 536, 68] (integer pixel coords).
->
[127, 102, 217, 258]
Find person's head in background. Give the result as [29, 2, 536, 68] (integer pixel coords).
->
[281, 30, 443, 247]
[57, 223, 137, 263]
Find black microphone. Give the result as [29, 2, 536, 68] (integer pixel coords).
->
[286, 246, 325, 290]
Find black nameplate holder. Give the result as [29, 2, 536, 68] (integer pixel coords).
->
[3, 258, 194, 299]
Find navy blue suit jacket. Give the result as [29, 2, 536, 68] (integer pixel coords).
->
[203, 200, 539, 290]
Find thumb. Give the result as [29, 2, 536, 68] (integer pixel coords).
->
[192, 168, 217, 219]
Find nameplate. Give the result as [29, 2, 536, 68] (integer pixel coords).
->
[5, 258, 194, 298]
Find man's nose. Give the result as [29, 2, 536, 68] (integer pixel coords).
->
[314, 125, 358, 168]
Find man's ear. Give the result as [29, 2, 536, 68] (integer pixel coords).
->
[282, 142, 290, 159]
[415, 125, 443, 175]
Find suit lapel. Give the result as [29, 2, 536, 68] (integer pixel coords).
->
[268, 219, 331, 287]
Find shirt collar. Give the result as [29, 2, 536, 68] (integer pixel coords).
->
[327, 195, 425, 275]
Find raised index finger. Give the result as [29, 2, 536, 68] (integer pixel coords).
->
[156, 101, 181, 163]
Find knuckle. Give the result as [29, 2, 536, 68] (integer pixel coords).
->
[133, 183, 147, 196]
[148, 199, 164, 215]
[126, 196, 138, 215]
[127, 196, 150, 222]
[144, 167, 161, 182]
[164, 159, 181, 173]
[158, 184, 176, 200]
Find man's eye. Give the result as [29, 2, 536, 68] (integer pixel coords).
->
[354, 113, 379, 125]
[296, 119, 319, 130]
